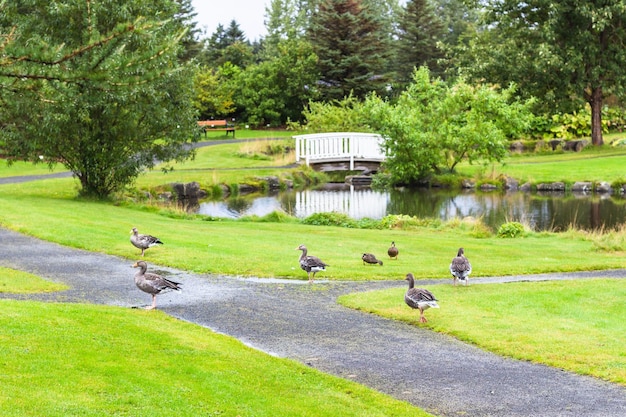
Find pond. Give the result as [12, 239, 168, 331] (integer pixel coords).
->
[195, 184, 626, 232]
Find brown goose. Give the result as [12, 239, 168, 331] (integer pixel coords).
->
[404, 273, 439, 323]
[296, 244, 328, 282]
[450, 247, 472, 286]
[130, 227, 163, 257]
[388, 241, 399, 260]
[362, 253, 383, 265]
[132, 261, 181, 309]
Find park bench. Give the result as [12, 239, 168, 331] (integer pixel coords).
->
[197, 119, 236, 137]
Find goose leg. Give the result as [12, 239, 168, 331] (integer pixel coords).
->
[419, 309, 427, 323]
[145, 294, 157, 310]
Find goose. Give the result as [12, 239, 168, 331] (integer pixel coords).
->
[296, 244, 328, 282]
[404, 273, 439, 323]
[362, 253, 383, 265]
[388, 241, 399, 260]
[132, 261, 181, 309]
[130, 227, 163, 257]
[450, 247, 472, 286]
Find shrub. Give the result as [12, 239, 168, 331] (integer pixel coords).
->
[497, 221, 526, 238]
[301, 212, 358, 228]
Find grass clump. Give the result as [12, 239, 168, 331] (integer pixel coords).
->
[338, 279, 626, 385]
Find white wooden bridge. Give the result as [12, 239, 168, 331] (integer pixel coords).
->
[293, 132, 385, 171]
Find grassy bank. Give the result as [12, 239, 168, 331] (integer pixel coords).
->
[339, 278, 626, 386]
[0, 299, 428, 416]
[1, 178, 625, 280]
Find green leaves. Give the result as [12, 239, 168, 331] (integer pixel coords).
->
[0, 0, 198, 198]
[366, 67, 534, 184]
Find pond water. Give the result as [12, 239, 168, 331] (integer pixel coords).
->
[195, 184, 626, 232]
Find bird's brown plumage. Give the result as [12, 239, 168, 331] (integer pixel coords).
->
[132, 260, 181, 309]
[404, 273, 439, 323]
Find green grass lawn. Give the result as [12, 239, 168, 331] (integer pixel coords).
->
[1, 178, 625, 280]
[458, 138, 626, 184]
[338, 278, 626, 386]
[0, 266, 68, 293]
[0, 299, 428, 417]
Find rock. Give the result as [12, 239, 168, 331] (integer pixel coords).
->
[509, 141, 524, 153]
[480, 183, 498, 191]
[572, 182, 592, 192]
[537, 182, 565, 191]
[171, 181, 205, 200]
[504, 177, 519, 191]
[548, 139, 564, 151]
[520, 182, 532, 192]
[461, 179, 476, 189]
[595, 181, 612, 194]
[158, 192, 173, 201]
[563, 140, 589, 152]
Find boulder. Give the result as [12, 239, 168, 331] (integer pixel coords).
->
[536, 182, 565, 191]
[572, 182, 592, 192]
[595, 181, 612, 194]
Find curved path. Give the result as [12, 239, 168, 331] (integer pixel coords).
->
[1, 227, 625, 416]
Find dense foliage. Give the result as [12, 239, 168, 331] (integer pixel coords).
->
[0, 0, 198, 198]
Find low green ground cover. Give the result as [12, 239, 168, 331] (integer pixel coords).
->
[0, 266, 67, 293]
[1, 178, 625, 280]
[338, 279, 626, 385]
[0, 299, 428, 417]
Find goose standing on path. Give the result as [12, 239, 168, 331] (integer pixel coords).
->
[450, 247, 472, 286]
[404, 273, 439, 323]
[296, 244, 328, 282]
[130, 227, 163, 257]
[132, 261, 181, 309]
[388, 242, 399, 260]
[362, 253, 383, 265]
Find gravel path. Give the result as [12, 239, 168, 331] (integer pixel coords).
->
[1, 226, 625, 417]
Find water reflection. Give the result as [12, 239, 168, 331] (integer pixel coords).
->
[196, 185, 626, 231]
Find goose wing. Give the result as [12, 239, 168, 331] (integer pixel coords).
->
[450, 256, 471, 278]
[405, 288, 439, 309]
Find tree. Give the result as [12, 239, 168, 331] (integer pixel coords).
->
[199, 20, 253, 68]
[0, 0, 198, 198]
[307, 0, 391, 101]
[233, 39, 320, 125]
[395, 0, 445, 84]
[460, 0, 626, 146]
[364, 67, 534, 185]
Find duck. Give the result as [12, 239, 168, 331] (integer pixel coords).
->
[130, 227, 163, 257]
[132, 260, 181, 309]
[450, 247, 472, 286]
[387, 241, 399, 260]
[296, 244, 328, 282]
[362, 253, 383, 265]
[404, 273, 439, 323]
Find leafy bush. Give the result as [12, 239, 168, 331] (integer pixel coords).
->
[497, 221, 526, 238]
[301, 212, 358, 228]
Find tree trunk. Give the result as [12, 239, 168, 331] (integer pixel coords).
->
[589, 86, 604, 146]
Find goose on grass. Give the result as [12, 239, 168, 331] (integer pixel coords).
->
[387, 242, 398, 260]
[450, 247, 472, 286]
[362, 253, 383, 265]
[296, 244, 328, 282]
[404, 273, 439, 323]
[130, 227, 163, 257]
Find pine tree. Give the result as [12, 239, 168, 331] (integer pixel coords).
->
[395, 0, 445, 85]
[308, 0, 391, 101]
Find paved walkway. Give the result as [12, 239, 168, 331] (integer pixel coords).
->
[1, 227, 625, 417]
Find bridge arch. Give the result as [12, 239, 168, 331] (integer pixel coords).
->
[293, 132, 385, 171]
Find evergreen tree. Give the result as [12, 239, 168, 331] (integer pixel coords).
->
[395, 0, 445, 84]
[308, 0, 391, 101]
[200, 20, 252, 68]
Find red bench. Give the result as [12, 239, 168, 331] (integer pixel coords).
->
[198, 120, 236, 137]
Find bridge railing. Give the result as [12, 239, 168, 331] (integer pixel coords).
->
[293, 132, 385, 170]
